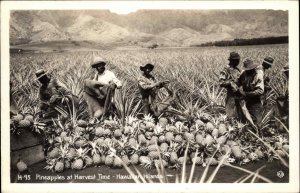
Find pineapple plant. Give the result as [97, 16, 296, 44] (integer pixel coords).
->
[89, 141, 102, 166]
[71, 148, 89, 170]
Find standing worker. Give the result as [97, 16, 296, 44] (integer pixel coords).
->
[260, 57, 274, 106]
[83, 57, 122, 119]
[237, 59, 264, 127]
[138, 63, 172, 118]
[219, 52, 242, 120]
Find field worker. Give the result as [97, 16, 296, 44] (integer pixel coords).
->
[35, 69, 78, 119]
[275, 63, 289, 126]
[260, 57, 274, 106]
[237, 59, 264, 127]
[138, 63, 172, 118]
[219, 52, 243, 119]
[83, 57, 122, 119]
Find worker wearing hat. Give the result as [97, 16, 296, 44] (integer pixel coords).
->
[260, 57, 274, 106]
[219, 52, 243, 120]
[83, 57, 122, 119]
[35, 69, 77, 119]
[138, 63, 171, 117]
[237, 58, 264, 127]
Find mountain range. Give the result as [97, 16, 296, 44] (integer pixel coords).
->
[10, 10, 288, 47]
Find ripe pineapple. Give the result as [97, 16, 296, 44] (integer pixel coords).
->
[282, 144, 289, 153]
[60, 131, 68, 138]
[178, 156, 190, 165]
[105, 156, 114, 167]
[100, 155, 106, 164]
[192, 157, 203, 165]
[165, 132, 174, 142]
[128, 137, 137, 147]
[158, 135, 166, 144]
[248, 152, 258, 161]
[77, 120, 87, 127]
[18, 119, 31, 128]
[145, 131, 154, 139]
[138, 134, 147, 144]
[216, 136, 227, 145]
[195, 134, 204, 145]
[212, 129, 219, 138]
[158, 117, 168, 128]
[12, 114, 24, 123]
[231, 145, 242, 159]
[148, 144, 158, 152]
[206, 122, 215, 132]
[93, 153, 101, 165]
[124, 126, 134, 135]
[184, 132, 194, 141]
[170, 152, 178, 164]
[113, 157, 123, 168]
[218, 123, 227, 135]
[204, 134, 214, 146]
[68, 148, 76, 159]
[74, 139, 86, 148]
[145, 121, 156, 130]
[54, 161, 64, 172]
[174, 135, 183, 143]
[205, 157, 218, 166]
[121, 155, 130, 166]
[160, 143, 169, 152]
[95, 127, 105, 137]
[168, 126, 177, 133]
[48, 147, 60, 159]
[96, 138, 105, 146]
[195, 119, 205, 127]
[149, 136, 158, 145]
[276, 150, 285, 157]
[148, 151, 160, 159]
[72, 159, 84, 170]
[113, 129, 122, 138]
[104, 129, 112, 136]
[254, 148, 264, 158]
[16, 159, 28, 172]
[24, 115, 34, 123]
[130, 154, 139, 165]
[75, 126, 85, 133]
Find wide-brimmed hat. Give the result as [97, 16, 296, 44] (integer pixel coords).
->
[140, 63, 154, 71]
[35, 69, 49, 81]
[281, 63, 289, 72]
[228, 52, 240, 60]
[243, 59, 259, 70]
[91, 57, 107, 68]
[262, 57, 274, 66]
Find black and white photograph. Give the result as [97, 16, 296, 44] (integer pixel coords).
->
[1, 1, 299, 193]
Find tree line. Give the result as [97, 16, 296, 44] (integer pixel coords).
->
[195, 36, 288, 47]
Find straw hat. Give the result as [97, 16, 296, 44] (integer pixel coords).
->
[35, 69, 49, 81]
[262, 57, 274, 66]
[228, 52, 240, 60]
[243, 59, 259, 70]
[91, 57, 107, 68]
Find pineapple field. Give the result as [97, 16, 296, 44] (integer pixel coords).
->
[10, 44, 289, 183]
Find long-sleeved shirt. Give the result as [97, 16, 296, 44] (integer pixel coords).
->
[237, 68, 264, 99]
[93, 70, 122, 88]
[219, 66, 241, 92]
[138, 74, 158, 100]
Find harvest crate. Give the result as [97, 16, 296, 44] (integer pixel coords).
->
[10, 130, 45, 167]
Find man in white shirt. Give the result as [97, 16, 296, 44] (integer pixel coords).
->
[83, 57, 122, 119]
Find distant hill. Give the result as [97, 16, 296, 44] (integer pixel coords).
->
[10, 10, 288, 47]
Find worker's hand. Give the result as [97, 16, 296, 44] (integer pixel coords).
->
[238, 88, 246, 97]
[109, 81, 117, 90]
[230, 82, 239, 92]
[49, 95, 59, 104]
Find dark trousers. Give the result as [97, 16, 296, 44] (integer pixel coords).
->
[245, 98, 263, 126]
